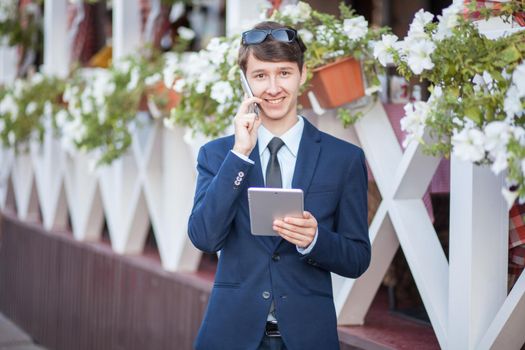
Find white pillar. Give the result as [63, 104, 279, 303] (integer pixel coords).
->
[113, 0, 141, 60]
[448, 158, 508, 349]
[226, 0, 268, 36]
[43, 0, 69, 77]
[0, 40, 17, 84]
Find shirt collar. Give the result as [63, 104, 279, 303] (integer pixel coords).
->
[258, 116, 304, 157]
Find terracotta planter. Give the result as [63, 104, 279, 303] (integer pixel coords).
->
[139, 81, 181, 115]
[298, 91, 312, 109]
[149, 81, 181, 111]
[309, 56, 365, 109]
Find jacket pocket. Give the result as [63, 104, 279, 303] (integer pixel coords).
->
[307, 184, 338, 194]
[213, 281, 241, 289]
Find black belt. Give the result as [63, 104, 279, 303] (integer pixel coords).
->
[265, 321, 281, 337]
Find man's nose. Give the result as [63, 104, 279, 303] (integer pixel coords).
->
[266, 77, 282, 95]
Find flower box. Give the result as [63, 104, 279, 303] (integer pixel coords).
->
[140, 81, 181, 114]
[307, 56, 365, 109]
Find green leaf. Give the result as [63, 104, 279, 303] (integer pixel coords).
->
[497, 44, 521, 66]
[464, 106, 482, 125]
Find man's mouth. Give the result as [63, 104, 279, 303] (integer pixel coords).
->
[265, 97, 285, 105]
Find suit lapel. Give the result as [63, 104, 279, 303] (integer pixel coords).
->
[291, 119, 321, 194]
[273, 119, 321, 251]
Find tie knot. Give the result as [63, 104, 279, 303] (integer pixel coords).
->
[267, 137, 285, 156]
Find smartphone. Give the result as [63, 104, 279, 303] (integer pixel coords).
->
[240, 69, 260, 118]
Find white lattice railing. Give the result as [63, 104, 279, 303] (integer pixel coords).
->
[1, 0, 524, 349]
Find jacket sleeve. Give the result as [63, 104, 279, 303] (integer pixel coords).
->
[300, 148, 370, 278]
[188, 147, 254, 253]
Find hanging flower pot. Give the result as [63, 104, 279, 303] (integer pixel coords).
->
[298, 90, 312, 109]
[148, 81, 181, 111]
[308, 56, 365, 109]
[142, 81, 181, 116]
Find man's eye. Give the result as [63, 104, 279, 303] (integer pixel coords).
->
[281, 71, 290, 77]
[255, 74, 265, 79]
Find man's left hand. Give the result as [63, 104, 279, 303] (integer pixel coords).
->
[273, 211, 317, 249]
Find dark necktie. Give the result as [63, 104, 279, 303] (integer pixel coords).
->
[266, 137, 285, 188]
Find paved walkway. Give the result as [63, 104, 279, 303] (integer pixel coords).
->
[0, 313, 46, 350]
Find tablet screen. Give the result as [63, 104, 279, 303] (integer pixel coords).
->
[248, 187, 304, 236]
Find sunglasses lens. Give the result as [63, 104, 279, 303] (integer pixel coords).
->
[272, 29, 295, 42]
[243, 30, 268, 44]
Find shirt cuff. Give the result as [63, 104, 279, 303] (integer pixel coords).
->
[231, 150, 255, 164]
[297, 228, 318, 255]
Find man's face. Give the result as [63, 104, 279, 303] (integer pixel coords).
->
[245, 53, 306, 123]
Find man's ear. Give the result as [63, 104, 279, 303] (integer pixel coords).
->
[300, 65, 307, 86]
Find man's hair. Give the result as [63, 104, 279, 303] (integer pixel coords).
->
[238, 21, 307, 73]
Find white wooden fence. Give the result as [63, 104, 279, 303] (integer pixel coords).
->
[0, 0, 524, 349]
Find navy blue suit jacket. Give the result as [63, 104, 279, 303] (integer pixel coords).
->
[188, 118, 370, 350]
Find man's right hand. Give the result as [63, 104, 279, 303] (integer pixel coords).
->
[232, 96, 263, 156]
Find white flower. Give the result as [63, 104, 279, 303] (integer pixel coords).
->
[451, 127, 485, 162]
[502, 187, 519, 209]
[484, 121, 510, 153]
[343, 16, 368, 41]
[206, 38, 229, 65]
[13, 79, 24, 98]
[174, 79, 186, 93]
[400, 101, 430, 147]
[373, 34, 399, 66]
[126, 66, 140, 91]
[163, 117, 175, 130]
[408, 9, 434, 38]
[484, 121, 511, 174]
[30, 73, 44, 85]
[316, 25, 335, 46]
[210, 81, 234, 105]
[177, 26, 195, 41]
[406, 39, 435, 74]
[162, 53, 180, 88]
[55, 110, 69, 129]
[82, 97, 94, 115]
[44, 101, 52, 117]
[114, 60, 131, 75]
[280, 2, 312, 24]
[512, 62, 525, 97]
[226, 38, 241, 66]
[298, 29, 314, 44]
[0, 94, 18, 118]
[25, 102, 37, 115]
[145, 73, 161, 87]
[504, 86, 524, 119]
[473, 71, 496, 93]
[434, 3, 462, 41]
[323, 50, 345, 60]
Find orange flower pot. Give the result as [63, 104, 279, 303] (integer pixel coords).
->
[298, 91, 312, 109]
[309, 56, 365, 109]
[149, 81, 181, 111]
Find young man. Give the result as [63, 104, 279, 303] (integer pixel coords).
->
[188, 21, 370, 350]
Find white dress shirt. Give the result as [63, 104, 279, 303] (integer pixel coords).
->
[231, 116, 318, 254]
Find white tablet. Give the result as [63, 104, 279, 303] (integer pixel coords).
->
[248, 187, 304, 236]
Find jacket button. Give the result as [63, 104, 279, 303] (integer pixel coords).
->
[262, 291, 271, 299]
[307, 258, 314, 264]
[272, 253, 280, 262]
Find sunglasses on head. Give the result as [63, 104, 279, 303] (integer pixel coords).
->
[242, 28, 298, 45]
